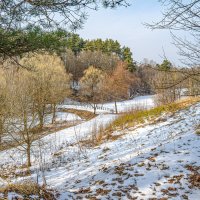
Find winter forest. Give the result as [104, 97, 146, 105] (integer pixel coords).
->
[0, 0, 200, 199]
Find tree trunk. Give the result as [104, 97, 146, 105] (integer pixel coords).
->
[38, 112, 43, 130]
[114, 101, 118, 114]
[93, 104, 96, 114]
[52, 104, 56, 124]
[42, 171, 47, 186]
[27, 144, 31, 167]
[38, 105, 45, 130]
[0, 120, 3, 144]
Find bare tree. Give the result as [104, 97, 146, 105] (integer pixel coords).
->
[62, 49, 120, 83]
[152, 68, 184, 105]
[103, 62, 133, 113]
[77, 50, 120, 72]
[0, 69, 7, 144]
[147, 0, 200, 66]
[144, 1, 200, 100]
[48, 65, 71, 124]
[80, 66, 105, 114]
[20, 53, 71, 129]
[136, 62, 156, 95]
[6, 69, 37, 167]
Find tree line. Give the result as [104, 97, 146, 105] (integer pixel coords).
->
[65, 34, 136, 72]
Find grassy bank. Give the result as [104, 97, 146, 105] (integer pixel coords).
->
[110, 97, 200, 130]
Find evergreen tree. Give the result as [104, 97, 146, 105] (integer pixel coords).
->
[84, 39, 121, 56]
[65, 36, 136, 72]
[66, 33, 85, 56]
[159, 59, 172, 71]
[121, 47, 136, 72]
[0, 27, 68, 59]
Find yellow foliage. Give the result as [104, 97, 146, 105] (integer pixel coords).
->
[80, 66, 104, 88]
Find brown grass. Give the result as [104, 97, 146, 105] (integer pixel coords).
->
[79, 97, 200, 147]
[186, 165, 200, 189]
[0, 181, 57, 200]
[109, 97, 200, 131]
[59, 108, 97, 120]
[196, 129, 200, 135]
[189, 173, 200, 188]
[196, 124, 200, 135]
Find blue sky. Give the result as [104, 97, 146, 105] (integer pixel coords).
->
[77, 0, 183, 65]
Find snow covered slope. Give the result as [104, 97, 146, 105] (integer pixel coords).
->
[59, 95, 155, 114]
[0, 102, 200, 200]
[52, 103, 200, 199]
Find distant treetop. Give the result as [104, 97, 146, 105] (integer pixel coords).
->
[65, 35, 136, 72]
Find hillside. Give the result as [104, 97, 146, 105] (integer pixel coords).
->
[0, 97, 200, 199]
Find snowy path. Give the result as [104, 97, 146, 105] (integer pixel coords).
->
[60, 95, 155, 114]
[44, 112, 82, 124]
[0, 114, 117, 167]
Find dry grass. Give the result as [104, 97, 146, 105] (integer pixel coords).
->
[78, 123, 107, 147]
[196, 124, 200, 135]
[59, 108, 97, 120]
[80, 97, 200, 147]
[0, 181, 57, 200]
[186, 165, 200, 189]
[189, 173, 200, 188]
[109, 97, 200, 131]
[77, 122, 117, 148]
[196, 129, 200, 135]
[52, 97, 200, 148]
